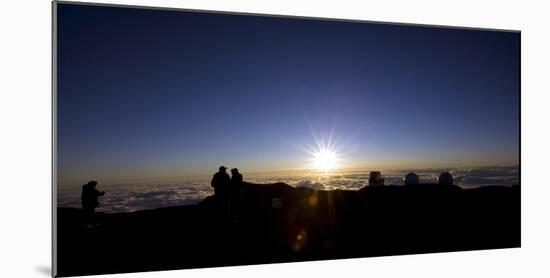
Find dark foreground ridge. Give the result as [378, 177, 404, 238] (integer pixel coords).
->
[56, 183, 520, 277]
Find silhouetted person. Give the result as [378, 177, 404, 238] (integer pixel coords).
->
[369, 171, 384, 186]
[231, 168, 243, 184]
[211, 166, 231, 212]
[81, 180, 105, 228]
[230, 168, 244, 221]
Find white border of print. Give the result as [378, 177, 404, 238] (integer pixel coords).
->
[1, 0, 550, 278]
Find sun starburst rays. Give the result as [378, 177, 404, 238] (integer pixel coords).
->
[303, 126, 343, 174]
[310, 144, 340, 173]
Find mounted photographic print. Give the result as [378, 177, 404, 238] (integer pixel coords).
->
[53, 1, 520, 277]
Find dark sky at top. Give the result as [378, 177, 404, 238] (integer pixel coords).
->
[56, 3, 519, 185]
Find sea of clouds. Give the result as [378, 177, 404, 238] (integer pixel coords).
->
[57, 166, 519, 213]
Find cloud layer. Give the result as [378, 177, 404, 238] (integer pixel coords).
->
[58, 166, 519, 213]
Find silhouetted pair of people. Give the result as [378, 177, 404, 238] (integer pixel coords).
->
[81, 180, 105, 228]
[211, 166, 243, 220]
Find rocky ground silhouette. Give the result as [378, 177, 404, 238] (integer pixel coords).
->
[56, 182, 520, 277]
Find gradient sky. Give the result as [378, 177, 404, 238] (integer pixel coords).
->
[56, 3, 520, 186]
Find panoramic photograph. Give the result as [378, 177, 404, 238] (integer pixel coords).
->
[54, 2, 520, 277]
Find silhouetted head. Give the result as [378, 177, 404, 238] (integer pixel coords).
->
[231, 168, 239, 175]
[404, 173, 419, 185]
[218, 166, 227, 173]
[439, 172, 453, 185]
[87, 180, 98, 188]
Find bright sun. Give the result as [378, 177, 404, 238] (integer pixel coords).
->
[311, 148, 339, 173]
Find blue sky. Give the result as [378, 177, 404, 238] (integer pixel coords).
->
[57, 4, 519, 185]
